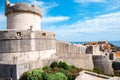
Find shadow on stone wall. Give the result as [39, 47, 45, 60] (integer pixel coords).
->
[112, 61, 120, 70]
[92, 55, 114, 75]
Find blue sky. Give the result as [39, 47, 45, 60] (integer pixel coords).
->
[0, 0, 120, 42]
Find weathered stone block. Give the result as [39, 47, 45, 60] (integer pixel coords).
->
[93, 55, 114, 75]
[10, 40, 21, 53]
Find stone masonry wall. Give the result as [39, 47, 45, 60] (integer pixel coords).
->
[93, 55, 114, 75]
[86, 45, 101, 55]
[56, 40, 94, 69]
[0, 30, 55, 53]
[0, 30, 56, 64]
[0, 30, 56, 80]
[0, 30, 94, 80]
[56, 40, 86, 54]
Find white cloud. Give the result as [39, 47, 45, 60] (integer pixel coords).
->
[74, 0, 105, 3]
[28, 0, 44, 6]
[76, 12, 120, 32]
[0, 14, 6, 29]
[43, 12, 120, 41]
[110, 5, 120, 10]
[0, 14, 6, 23]
[45, 12, 120, 33]
[42, 16, 70, 23]
[28, 0, 58, 15]
[106, 0, 120, 11]
[27, 0, 69, 24]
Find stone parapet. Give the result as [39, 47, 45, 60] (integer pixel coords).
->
[56, 40, 86, 54]
[5, 2, 42, 17]
[0, 30, 55, 40]
[0, 30, 56, 53]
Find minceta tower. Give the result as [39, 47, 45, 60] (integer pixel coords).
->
[5, 0, 42, 30]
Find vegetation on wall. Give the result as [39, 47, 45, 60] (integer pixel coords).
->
[19, 68, 43, 80]
[20, 61, 120, 80]
[20, 61, 83, 80]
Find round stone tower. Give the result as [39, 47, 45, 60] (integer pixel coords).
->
[5, 0, 42, 30]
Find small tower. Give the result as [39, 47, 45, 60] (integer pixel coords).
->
[5, 0, 42, 30]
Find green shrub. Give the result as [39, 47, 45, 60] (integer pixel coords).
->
[43, 72, 67, 80]
[52, 67, 60, 73]
[55, 72, 68, 80]
[58, 68, 75, 80]
[42, 66, 51, 70]
[20, 61, 83, 80]
[50, 61, 59, 68]
[42, 66, 52, 73]
[59, 61, 70, 70]
[58, 68, 70, 75]
[19, 68, 43, 80]
[69, 65, 76, 69]
[19, 71, 30, 80]
[42, 73, 56, 80]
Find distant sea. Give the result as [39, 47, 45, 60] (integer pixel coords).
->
[71, 41, 120, 47]
[109, 41, 120, 47]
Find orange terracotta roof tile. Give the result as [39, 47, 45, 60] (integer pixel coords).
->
[115, 52, 120, 57]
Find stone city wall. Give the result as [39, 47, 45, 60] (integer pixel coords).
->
[0, 30, 56, 80]
[56, 40, 86, 54]
[0, 64, 17, 80]
[0, 31, 94, 79]
[0, 59, 52, 79]
[93, 55, 114, 75]
[86, 45, 102, 55]
[56, 40, 94, 69]
[0, 30, 55, 53]
[0, 30, 56, 63]
[0, 30, 56, 61]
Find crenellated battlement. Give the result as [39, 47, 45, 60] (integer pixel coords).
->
[5, 0, 42, 30]
[5, 2, 42, 17]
